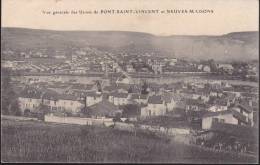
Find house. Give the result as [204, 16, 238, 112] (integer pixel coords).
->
[85, 92, 103, 106]
[208, 105, 227, 112]
[207, 98, 230, 112]
[152, 62, 163, 74]
[69, 69, 87, 74]
[202, 109, 252, 130]
[222, 93, 236, 104]
[42, 89, 84, 115]
[2, 60, 16, 68]
[197, 64, 203, 70]
[127, 84, 142, 94]
[203, 65, 211, 72]
[209, 89, 223, 97]
[126, 64, 135, 73]
[88, 100, 122, 118]
[131, 93, 149, 105]
[141, 95, 166, 117]
[180, 89, 197, 99]
[108, 92, 130, 106]
[195, 88, 211, 102]
[116, 85, 130, 93]
[169, 58, 177, 66]
[18, 87, 43, 115]
[217, 63, 234, 72]
[162, 92, 176, 112]
[232, 103, 254, 126]
[185, 99, 206, 112]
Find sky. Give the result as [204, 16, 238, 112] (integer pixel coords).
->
[2, 0, 259, 36]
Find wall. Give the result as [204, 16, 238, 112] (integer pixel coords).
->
[43, 114, 190, 139]
[44, 114, 113, 126]
[45, 114, 92, 125]
[1, 115, 38, 121]
[202, 114, 238, 130]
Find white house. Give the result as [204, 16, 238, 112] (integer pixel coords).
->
[202, 110, 238, 129]
[202, 108, 252, 130]
[108, 93, 130, 106]
[185, 99, 206, 112]
[85, 92, 103, 106]
[126, 64, 135, 73]
[197, 64, 203, 70]
[231, 103, 254, 127]
[42, 89, 84, 114]
[169, 58, 177, 66]
[209, 89, 223, 97]
[162, 92, 176, 112]
[2, 60, 16, 68]
[203, 65, 211, 72]
[141, 95, 166, 117]
[18, 88, 43, 114]
[208, 105, 227, 112]
[218, 64, 234, 70]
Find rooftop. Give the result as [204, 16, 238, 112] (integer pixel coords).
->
[70, 83, 94, 91]
[19, 87, 42, 99]
[234, 103, 253, 113]
[110, 92, 129, 98]
[88, 100, 121, 117]
[185, 99, 205, 107]
[148, 95, 163, 104]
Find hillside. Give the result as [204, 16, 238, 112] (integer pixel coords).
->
[1, 27, 259, 62]
[2, 119, 257, 163]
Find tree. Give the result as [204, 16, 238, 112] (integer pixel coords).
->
[128, 86, 133, 93]
[208, 59, 218, 72]
[95, 80, 102, 92]
[141, 80, 149, 95]
[1, 68, 20, 115]
[122, 104, 140, 118]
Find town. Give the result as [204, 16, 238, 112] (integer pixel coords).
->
[1, 43, 259, 157]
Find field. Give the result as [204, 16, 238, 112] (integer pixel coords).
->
[1, 119, 258, 163]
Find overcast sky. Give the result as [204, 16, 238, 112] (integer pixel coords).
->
[2, 0, 259, 36]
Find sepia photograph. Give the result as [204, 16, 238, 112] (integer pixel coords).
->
[1, 0, 259, 163]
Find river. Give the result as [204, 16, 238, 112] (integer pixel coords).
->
[12, 74, 258, 87]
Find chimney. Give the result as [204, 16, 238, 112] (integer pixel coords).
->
[40, 92, 45, 104]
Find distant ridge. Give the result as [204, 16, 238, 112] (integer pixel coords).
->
[1, 27, 259, 62]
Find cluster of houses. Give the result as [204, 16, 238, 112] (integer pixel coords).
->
[17, 82, 178, 119]
[1, 47, 119, 74]
[2, 45, 259, 81]
[16, 75, 258, 131]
